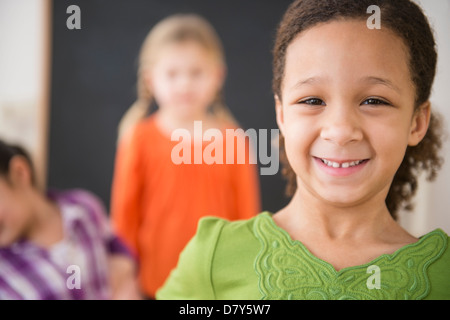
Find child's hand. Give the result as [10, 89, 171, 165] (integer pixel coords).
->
[109, 254, 143, 300]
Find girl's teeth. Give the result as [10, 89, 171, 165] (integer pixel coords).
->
[321, 159, 363, 168]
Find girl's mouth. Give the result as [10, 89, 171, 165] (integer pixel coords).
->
[314, 157, 370, 176]
[319, 158, 369, 168]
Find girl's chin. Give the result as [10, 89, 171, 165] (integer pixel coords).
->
[297, 181, 371, 208]
[317, 195, 366, 208]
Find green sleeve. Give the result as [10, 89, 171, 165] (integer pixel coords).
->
[156, 217, 226, 300]
[425, 236, 450, 300]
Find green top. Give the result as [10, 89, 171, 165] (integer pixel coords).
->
[156, 212, 450, 300]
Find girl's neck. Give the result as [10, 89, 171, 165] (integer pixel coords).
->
[25, 190, 64, 248]
[274, 186, 415, 244]
[274, 189, 419, 272]
[156, 108, 218, 134]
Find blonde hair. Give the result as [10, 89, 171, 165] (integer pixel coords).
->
[118, 13, 237, 141]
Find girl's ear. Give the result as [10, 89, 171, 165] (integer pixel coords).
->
[218, 64, 227, 84]
[213, 64, 227, 93]
[8, 156, 33, 189]
[408, 101, 431, 146]
[275, 95, 285, 136]
[143, 68, 153, 91]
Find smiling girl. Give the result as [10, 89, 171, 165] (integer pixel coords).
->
[157, 0, 450, 300]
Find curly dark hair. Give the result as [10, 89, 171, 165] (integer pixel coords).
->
[273, 0, 444, 219]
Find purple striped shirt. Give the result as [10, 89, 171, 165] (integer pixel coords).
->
[0, 189, 131, 300]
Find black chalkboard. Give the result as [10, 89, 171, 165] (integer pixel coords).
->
[49, 0, 292, 213]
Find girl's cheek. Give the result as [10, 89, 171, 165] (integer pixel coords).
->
[0, 204, 9, 224]
[0, 202, 24, 243]
[0, 206, 11, 246]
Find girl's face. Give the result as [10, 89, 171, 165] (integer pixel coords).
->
[145, 41, 224, 121]
[0, 177, 32, 247]
[276, 20, 429, 209]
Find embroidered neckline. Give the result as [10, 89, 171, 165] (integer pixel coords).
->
[253, 212, 448, 300]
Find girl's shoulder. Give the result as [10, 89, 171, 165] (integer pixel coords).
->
[418, 228, 450, 266]
[131, 114, 160, 138]
[195, 212, 271, 242]
[416, 228, 450, 299]
[174, 213, 270, 268]
[156, 214, 267, 300]
[190, 213, 274, 266]
[119, 114, 167, 149]
[47, 188, 108, 228]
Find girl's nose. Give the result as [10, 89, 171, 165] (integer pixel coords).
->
[320, 107, 363, 146]
[177, 73, 191, 87]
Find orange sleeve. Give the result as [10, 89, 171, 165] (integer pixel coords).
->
[230, 134, 262, 220]
[234, 162, 261, 219]
[110, 127, 145, 256]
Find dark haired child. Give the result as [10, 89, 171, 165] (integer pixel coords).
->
[157, 0, 450, 300]
[0, 140, 141, 299]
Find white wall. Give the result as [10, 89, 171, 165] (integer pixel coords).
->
[398, 0, 450, 235]
[0, 0, 51, 189]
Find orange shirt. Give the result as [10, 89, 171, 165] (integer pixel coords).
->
[110, 115, 261, 297]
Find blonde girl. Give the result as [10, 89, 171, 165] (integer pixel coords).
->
[110, 14, 260, 299]
[117, 14, 237, 142]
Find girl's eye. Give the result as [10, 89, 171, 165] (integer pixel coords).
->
[297, 98, 325, 106]
[362, 98, 391, 106]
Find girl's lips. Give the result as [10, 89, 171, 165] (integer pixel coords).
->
[313, 156, 370, 176]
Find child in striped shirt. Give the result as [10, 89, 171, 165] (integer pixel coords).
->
[0, 139, 141, 299]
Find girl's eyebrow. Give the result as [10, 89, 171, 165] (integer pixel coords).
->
[290, 76, 328, 90]
[289, 75, 401, 93]
[362, 76, 401, 93]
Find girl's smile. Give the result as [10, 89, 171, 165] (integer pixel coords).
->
[313, 156, 370, 177]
